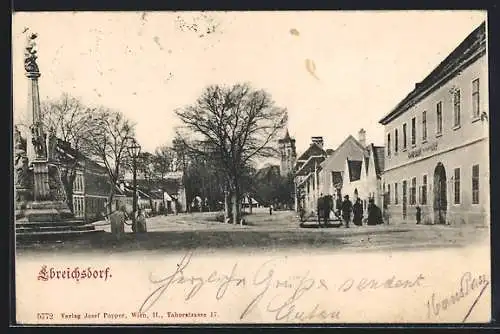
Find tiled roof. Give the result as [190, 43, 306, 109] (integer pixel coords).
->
[379, 21, 486, 125]
[296, 143, 326, 162]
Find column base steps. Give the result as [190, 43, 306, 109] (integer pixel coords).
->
[16, 218, 105, 243]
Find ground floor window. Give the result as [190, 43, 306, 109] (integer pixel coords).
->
[394, 183, 398, 205]
[387, 184, 391, 205]
[454, 168, 461, 204]
[410, 177, 417, 205]
[421, 175, 427, 205]
[472, 164, 479, 204]
[73, 196, 85, 218]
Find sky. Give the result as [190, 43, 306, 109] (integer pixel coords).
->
[12, 10, 487, 162]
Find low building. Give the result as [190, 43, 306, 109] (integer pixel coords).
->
[119, 171, 188, 214]
[341, 144, 385, 211]
[378, 22, 489, 225]
[55, 140, 113, 222]
[294, 137, 328, 214]
[318, 129, 384, 213]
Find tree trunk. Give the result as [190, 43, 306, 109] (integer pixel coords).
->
[107, 188, 115, 215]
[224, 190, 229, 223]
[231, 192, 238, 225]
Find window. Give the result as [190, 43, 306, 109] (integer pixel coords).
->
[402, 123, 407, 149]
[394, 129, 398, 154]
[74, 174, 84, 193]
[387, 184, 391, 204]
[422, 111, 427, 141]
[410, 177, 417, 205]
[387, 133, 391, 157]
[436, 102, 443, 135]
[454, 168, 461, 204]
[421, 175, 427, 205]
[472, 164, 479, 204]
[472, 79, 480, 118]
[453, 88, 461, 127]
[394, 183, 398, 205]
[411, 117, 416, 146]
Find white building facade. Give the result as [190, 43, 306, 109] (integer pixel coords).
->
[341, 144, 385, 212]
[379, 22, 489, 226]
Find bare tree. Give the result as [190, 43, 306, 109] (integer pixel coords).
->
[175, 83, 287, 224]
[152, 145, 175, 181]
[37, 93, 95, 211]
[83, 108, 135, 213]
[136, 152, 155, 182]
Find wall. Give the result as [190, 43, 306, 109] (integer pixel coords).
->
[383, 138, 488, 225]
[382, 54, 489, 226]
[383, 56, 488, 171]
[319, 136, 366, 195]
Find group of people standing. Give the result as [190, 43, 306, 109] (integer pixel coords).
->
[109, 206, 148, 240]
[317, 193, 384, 228]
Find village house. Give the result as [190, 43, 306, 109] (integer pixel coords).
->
[294, 137, 330, 214]
[316, 129, 384, 214]
[378, 21, 489, 225]
[54, 140, 113, 222]
[341, 144, 385, 212]
[117, 171, 188, 215]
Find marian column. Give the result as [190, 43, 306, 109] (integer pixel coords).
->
[22, 31, 73, 222]
[24, 32, 50, 201]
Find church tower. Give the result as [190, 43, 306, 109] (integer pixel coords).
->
[278, 129, 297, 176]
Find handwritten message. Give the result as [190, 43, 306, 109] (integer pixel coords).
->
[139, 251, 429, 322]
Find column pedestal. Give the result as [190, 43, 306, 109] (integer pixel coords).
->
[24, 160, 73, 222]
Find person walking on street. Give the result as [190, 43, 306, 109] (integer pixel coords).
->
[269, 204, 273, 215]
[353, 198, 363, 226]
[136, 208, 148, 233]
[416, 206, 422, 225]
[110, 205, 127, 240]
[367, 198, 384, 225]
[317, 193, 325, 227]
[341, 195, 353, 228]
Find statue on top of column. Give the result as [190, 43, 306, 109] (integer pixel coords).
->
[24, 31, 39, 73]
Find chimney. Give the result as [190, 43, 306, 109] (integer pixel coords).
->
[311, 136, 324, 149]
[358, 128, 366, 147]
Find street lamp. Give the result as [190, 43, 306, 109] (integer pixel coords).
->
[126, 137, 141, 231]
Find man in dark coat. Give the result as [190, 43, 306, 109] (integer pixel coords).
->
[353, 198, 363, 226]
[317, 193, 325, 227]
[367, 199, 384, 225]
[341, 195, 353, 228]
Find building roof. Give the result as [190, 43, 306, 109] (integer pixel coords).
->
[347, 159, 363, 182]
[296, 142, 326, 162]
[320, 135, 367, 171]
[122, 178, 183, 196]
[295, 155, 326, 176]
[379, 21, 486, 125]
